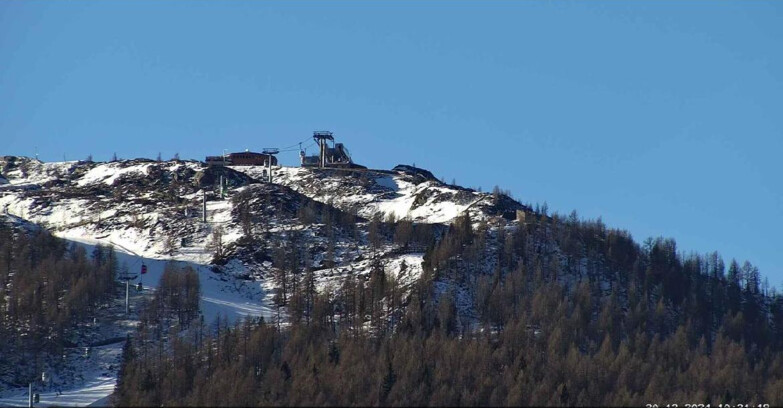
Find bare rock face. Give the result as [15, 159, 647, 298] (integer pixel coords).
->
[193, 165, 258, 189]
[392, 164, 438, 183]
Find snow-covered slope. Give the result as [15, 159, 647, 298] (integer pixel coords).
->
[235, 164, 524, 224]
[1, 156, 80, 187]
[1, 157, 486, 313]
[0, 156, 532, 405]
[0, 158, 524, 282]
[0, 157, 528, 317]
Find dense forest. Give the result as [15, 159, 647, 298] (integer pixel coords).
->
[114, 203, 783, 406]
[0, 219, 118, 387]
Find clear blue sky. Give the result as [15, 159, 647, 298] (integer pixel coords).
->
[1, 2, 781, 286]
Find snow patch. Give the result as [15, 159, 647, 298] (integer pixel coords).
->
[76, 163, 153, 187]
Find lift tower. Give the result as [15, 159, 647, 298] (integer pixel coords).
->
[262, 148, 279, 182]
[312, 131, 334, 168]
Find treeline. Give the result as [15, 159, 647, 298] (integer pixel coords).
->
[114, 208, 783, 405]
[0, 220, 117, 384]
[114, 286, 783, 406]
[453, 210, 783, 353]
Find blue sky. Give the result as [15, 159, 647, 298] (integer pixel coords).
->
[1, 1, 781, 286]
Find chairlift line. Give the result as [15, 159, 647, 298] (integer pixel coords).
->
[279, 137, 312, 151]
